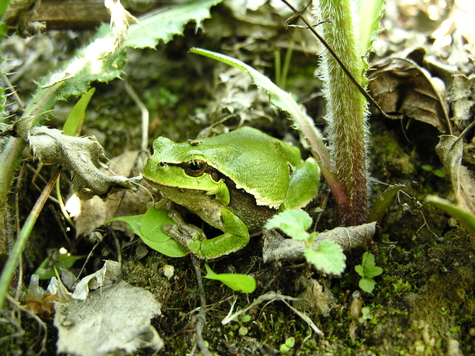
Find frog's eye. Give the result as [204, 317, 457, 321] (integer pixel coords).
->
[158, 162, 167, 167]
[184, 160, 207, 177]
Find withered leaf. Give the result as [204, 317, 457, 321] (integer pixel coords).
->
[435, 134, 475, 214]
[448, 74, 475, 128]
[368, 57, 451, 134]
[28, 127, 139, 200]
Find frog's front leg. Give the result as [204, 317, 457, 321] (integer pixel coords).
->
[280, 157, 320, 211]
[164, 208, 250, 260]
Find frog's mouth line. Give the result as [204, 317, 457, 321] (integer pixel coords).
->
[142, 177, 208, 194]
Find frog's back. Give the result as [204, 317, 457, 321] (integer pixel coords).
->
[198, 127, 302, 208]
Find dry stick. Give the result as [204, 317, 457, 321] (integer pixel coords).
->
[281, 0, 401, 121]
[191, 256, 212, 356]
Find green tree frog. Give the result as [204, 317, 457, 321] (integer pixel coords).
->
[142, 127, 320, 259]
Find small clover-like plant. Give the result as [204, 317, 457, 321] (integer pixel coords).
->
[355, 252, 383, 293]
[266, 210, 346, 275]
[279, 336, 295, 353]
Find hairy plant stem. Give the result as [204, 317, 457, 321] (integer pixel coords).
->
[314, 0, 369, 225]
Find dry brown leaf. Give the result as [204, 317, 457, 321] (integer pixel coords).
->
[435, 134, 475, 214]
[368, 57, 451, 134]
[28, 127, 139, 200]
[73, 150, 151, 237]
[448, 74, 475, 128]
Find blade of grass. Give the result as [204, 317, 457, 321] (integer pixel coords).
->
[0, 167, 62, 310]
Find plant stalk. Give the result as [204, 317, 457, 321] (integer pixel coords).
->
[313, 0, 369, 225]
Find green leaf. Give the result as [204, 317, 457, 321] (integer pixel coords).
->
[141, 207, 174, 242]
[433, 169, 446, 178]
[359, 277, 376, 294]
[204, 264, 256, 293]
[106, 214, 143, 236]
[265, 210, 312, 241]
[364, 265, 383, 279]
[425, 195, 475, 238]
[140, 208, 188, 257]
[362, 251, 375, 267]
[304, 240, 346, 275]
[285, 337, 295, 348]
[355, 0, 385, 59]
[355, 264, 365, 278]
[35, 252, 86, 280]
[107, 208, 188, 258]
[126, 0, 223, 49]
[368, 183, 406, 223]
[63, 87, 95, 136]
[359, 252, 383, 278]
[22, 1, 222, 131]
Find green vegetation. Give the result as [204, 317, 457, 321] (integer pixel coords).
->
[355, 252, 383, 293]
[266, 210, 346, 275]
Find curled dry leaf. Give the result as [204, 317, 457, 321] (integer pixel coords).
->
[435, 135, 475, 214]
[28, 126, 139, 200]
[262, 222, 376, 263]
[368, 57, 451, 134]
[448, 74, 475, 128]
[73, 150, 151, 237]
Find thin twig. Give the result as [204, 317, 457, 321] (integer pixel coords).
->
[191, 256, 212, 356]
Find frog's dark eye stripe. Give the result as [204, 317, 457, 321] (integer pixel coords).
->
[184, 159, 207, 177]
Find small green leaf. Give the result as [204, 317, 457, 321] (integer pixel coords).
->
[368, 183, 406, 223]
[280, 344, 291, 353]
[425, 194, 475, 238]
[106, 208, 188, 258]
[304, 240, 346, 275]
[364, 265, 383, 279]
[421, 165, 433, 172]
[140, 208, 188, 257]
[362, 251, 375, 267]
[359, 277, 376, 293]
[265, 210, 312, 241]
[141, 207, 174, 242]
[238, 326, 248, 336]
[204, 264, 256, 293]
[355, 264, 365, 278]
[35, 252, 86, 280]
[106, 214, 143, 236]
[63, 87, 95, 136]
[285, 337, 295, 348]
[433, 169, 446, 178]
[241, 315, 252, 323]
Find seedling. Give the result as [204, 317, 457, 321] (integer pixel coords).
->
[266, 210, 346, 275]
[355, 252, 383, 293]
[279, 336, 296, 353]
[421, 165, 446, 178]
